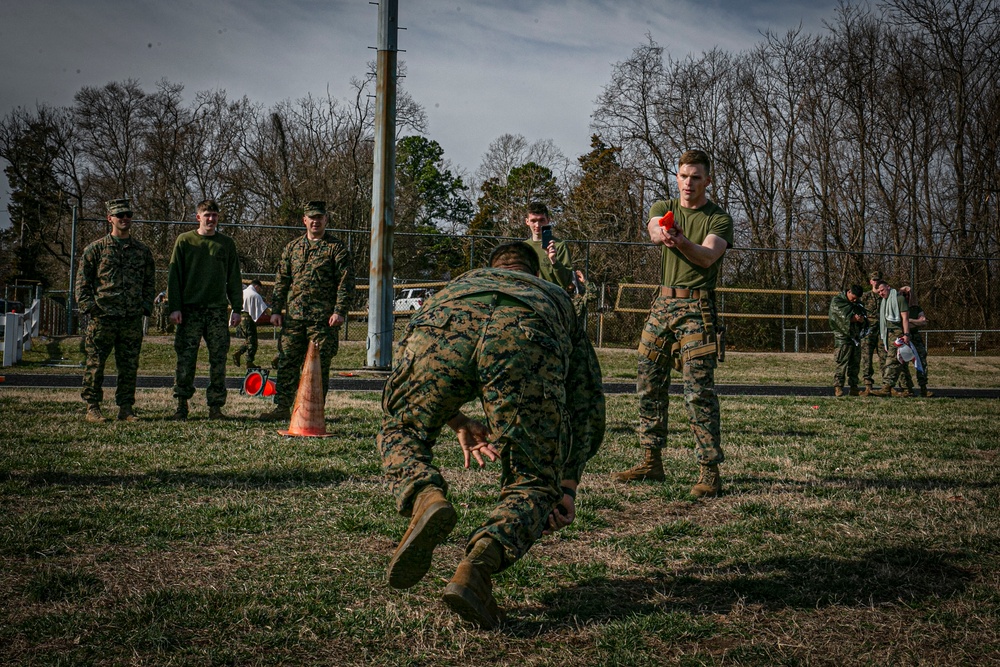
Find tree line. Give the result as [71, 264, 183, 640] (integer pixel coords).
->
[2, 0, 997, 329]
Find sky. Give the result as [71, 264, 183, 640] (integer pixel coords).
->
[0, 0, 843, 228]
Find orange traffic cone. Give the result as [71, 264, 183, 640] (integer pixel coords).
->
[278, 340, 329, 437]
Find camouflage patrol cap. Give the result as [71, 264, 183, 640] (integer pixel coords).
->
[303, 200, 327, 217]
[106, 198, 133, 216]
[869, 270, 882, 281]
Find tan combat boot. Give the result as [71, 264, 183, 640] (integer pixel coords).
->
[208, 406, 226, 420]
[258, 405, 292, 422]
[85, 404, 106, 423]
[386, 486, 457, 589]
[691, 464, 722, 498]
[919, 387, 934, 398]
[611, 449, 665, 482]
[117, 405, 137, 422]
[870, 385, 892, 397]
[860, 382, 874, 397]
[891, 388, 913, 398]
[443, 537, 505, 629]
[834, 386, 844, 397]
[171, 399, 188, 421]
[848, 387, 860, 396]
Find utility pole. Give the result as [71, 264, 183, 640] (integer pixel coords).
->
[366, 0, 399, 369]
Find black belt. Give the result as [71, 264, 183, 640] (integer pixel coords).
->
[460, 292, 525, 308]
[660, 287, 712, 299]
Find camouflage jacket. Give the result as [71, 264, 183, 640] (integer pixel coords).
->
[76, 235, 156, 318]
[271, 232, 354, 321]
[423, 267, 606, 482]
[828, 293, 866, 345]
[861, 289, 880, 325]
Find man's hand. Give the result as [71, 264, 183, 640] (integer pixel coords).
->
[328, 313, 345, 327]
[543, 488, 577, 535]
[229, 311, 241, 327]
[169, 310, 183, 325]
[270, 313, 283, 327]
[447, 413, 499, 468]
[545, 241, 557, 265]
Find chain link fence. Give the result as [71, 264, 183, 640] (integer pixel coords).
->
[12, 216, 997, 355]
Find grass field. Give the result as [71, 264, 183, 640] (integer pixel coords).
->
[2, 356, 999, 665]
[13, 336, 1000, 388]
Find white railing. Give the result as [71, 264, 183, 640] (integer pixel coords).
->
[1, 299, 40, 367]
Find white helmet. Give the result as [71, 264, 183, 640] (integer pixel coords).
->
[896, 343, 915, 364]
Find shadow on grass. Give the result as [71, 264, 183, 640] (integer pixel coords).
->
[507, 545, 976, 635]
[729, 473, 998, 493]
[2, 467, 354, 489]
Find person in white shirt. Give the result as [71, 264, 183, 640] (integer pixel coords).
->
[234, 280, 268, 368]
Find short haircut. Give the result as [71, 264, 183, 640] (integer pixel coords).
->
[848, 284, 863, 298]
[875, 280, 888, 289]
[679, 149, 712, 175]
[489, 242, 540, 275]
[197, 199, 220, 214]
[527, 201, 549, 217]
[250, 280, 263, 289]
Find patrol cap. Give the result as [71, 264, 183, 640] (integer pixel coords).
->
[304, 200, 327, 217]
[106, 198, 133, 217]
[869, 270, 882, 281]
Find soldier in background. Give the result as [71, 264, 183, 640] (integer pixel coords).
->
[871, 279, 913, 397]
[378, 241, 605, 629]
[233, 280, 268, 368]
[896, 285, 934, 398]
[152, 291, 170, 333]
[828, 284, 866, 396]
[76, 198, 156, 422]
[167, 199, 243, 420]
[259, 201, 354, 422]
[859, 270, 885, 396]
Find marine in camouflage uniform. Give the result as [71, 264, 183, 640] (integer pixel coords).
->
[76, 198, 156, 422]
[828, 285, 866, 396]
[859, 271, 885, 394]
[234, 281, 267, 368]
[895, 287, 933, 397]
[260, 201, 354, 421]
[614, 150, 733, 498]
[167, 199, 243, 419]
[378, 242, 605, 628]
[873, 280, 913, 396]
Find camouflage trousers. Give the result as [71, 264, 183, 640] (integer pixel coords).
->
[173, 307, 231, 406]
[273, 318, 340, 408]
[860, 328, 886, 385]
[637, 296, 724, 465]
[897, 334, 929, 389]
[880, 326, 906, 389]
[833, 340, 861, 388]
[81, 314, 144, 407]
[377, 296, 568, 571]
[235, 312, 259, 366]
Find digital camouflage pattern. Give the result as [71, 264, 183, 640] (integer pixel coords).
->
[860, 289, 885, 385]
[173, 308, 231, 406]
[637, 295, 723, 464]
[270, 231, 354, 407]
[273, 319, 339, 408]
[235, 315, 258, 367]
[377, 267, 605, 570]
[76, 235, 155, 407]
[271, 232, 354, 321]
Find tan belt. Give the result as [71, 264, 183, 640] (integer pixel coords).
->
[660, 286, 711, 299]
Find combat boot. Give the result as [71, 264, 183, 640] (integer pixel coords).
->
[117, 405, 138, 422]
[208, 406, 226, 420]
[386, 486, 457, 589]
[860, 382, 874, 397]
[171, 399, 188, 421]
[258, 405, 291, 422]
[233, 350, 242, 367]
[891, 388, 914, 398]
[919, 386, 934, 398]
[691, 463, 722, 498]
[870, 385, 892, 397]
[834, 386, 844, 397]
[611, 448, 665, 482]
[443, 537, 505, 629]
[85, 404, 106, 423]
[848, 386, 860, 396]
